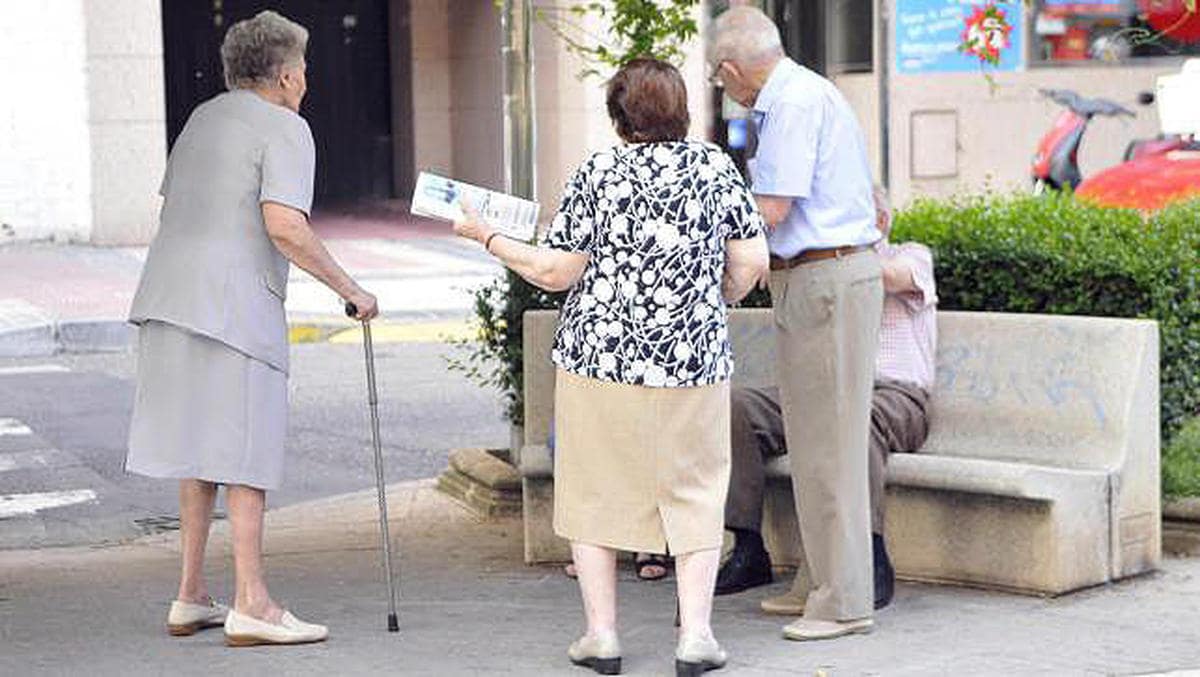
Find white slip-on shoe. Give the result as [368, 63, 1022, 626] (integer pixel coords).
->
[761, 574, 807, 616]
[760, 590, 805, 616]
[781, 617, 873, 641]
[675, 633, 727, 676]
[567, 631, 622, 674]
[224, 609, 329, 647]
[167, 598, 230, 636]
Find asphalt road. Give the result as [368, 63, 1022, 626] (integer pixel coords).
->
[0, 341, 510, 549]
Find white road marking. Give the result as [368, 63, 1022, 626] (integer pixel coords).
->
[0, 418, 32, 436]
[0, 364, 69, 376]
[0, 489, 97, 518]
[0, 299, 52, 327]
[286, 274, 499, 316]
[0, 450, 70, 473]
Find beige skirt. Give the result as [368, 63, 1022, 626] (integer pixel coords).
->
[553, 369, 731, 556]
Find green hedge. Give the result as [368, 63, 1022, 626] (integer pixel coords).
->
[1164, 416, 1200, 498]
[892, 193, 1199, 450]
[447, 272, 565, 424]
[453, 193, 1198, 495]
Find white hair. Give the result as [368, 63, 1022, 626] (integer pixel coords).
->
[708, 7, 785, 68]
[220, 10, 309, 90]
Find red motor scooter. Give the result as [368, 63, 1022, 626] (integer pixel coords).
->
[1031, 88, 1200, 210]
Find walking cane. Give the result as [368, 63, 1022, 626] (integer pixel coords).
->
[345, 301, 400, 633]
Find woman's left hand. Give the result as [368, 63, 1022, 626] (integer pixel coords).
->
[452, 200, 494, 246]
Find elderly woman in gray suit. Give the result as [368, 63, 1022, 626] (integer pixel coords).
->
[124, 11, 378, 647]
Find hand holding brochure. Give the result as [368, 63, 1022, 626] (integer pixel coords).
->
[411, 171, 539, 242]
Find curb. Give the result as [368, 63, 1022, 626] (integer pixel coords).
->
[290, 319, 477, 345]
[0, 318, 134, 358]
[1164, 498, 1200, 523]
[0, 317, 477, 357]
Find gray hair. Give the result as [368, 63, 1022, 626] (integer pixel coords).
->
[221, 10, 309, 90]
[708, 7, 784, 68]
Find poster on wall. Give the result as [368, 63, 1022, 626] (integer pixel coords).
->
[896, 0, 1026, 74]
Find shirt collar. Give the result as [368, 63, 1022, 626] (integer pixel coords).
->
[752, 58, 800, 114]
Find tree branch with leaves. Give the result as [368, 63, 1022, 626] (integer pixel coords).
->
[535, 0, 700, 77]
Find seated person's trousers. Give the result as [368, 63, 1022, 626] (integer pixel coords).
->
[726, 378, 931, 535]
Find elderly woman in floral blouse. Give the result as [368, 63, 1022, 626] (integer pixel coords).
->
[455, 58, 768, 675]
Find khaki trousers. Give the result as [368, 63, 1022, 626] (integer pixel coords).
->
[769, 250, 883, 622]
[725, 380, 931, 535]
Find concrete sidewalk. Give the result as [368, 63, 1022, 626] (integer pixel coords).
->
[0, 211, 501, 357]
[1, 479, 1197, 676]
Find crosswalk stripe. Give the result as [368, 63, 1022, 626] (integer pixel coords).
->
[0, 419, 32, 436]
[0, 450, 72, 473]
[0, 364, 69, 376]
[0, 489, 97, 519]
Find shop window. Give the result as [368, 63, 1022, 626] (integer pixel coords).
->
[1033, 0, 1200, 63]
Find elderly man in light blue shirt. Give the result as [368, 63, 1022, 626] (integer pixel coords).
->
[710, 6, 884, 642]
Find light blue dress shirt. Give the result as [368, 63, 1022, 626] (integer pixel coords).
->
[749, 58, 880, 259]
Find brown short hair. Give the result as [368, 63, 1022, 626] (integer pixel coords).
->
[606, 58, 690, 143]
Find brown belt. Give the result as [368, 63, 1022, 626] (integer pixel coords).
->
[769, 244, 871, 271]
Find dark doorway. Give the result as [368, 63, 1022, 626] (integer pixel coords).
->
[774, 0, 826, 74]
[775, 0, 874, 75]
[162, 0, 402, 206]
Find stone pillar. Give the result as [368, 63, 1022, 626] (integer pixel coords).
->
[410, 0, 453, 179]
[83, 0, 166, 245]
[0, 0, 166, 245]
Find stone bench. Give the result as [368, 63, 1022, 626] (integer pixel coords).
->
[517, 309, 1161, 595]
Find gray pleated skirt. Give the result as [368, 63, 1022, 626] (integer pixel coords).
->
[125, 320, 288, 490]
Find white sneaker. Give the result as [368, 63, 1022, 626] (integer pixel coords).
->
[167, 598, 230, 636]
[224, 609, 329, 647]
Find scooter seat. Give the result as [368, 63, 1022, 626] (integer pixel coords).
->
[1040, 89, 1134, 118]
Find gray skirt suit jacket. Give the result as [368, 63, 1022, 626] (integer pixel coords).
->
[124, 90, 315, 490]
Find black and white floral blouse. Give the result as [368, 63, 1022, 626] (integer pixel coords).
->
[542, 141, 764, 388]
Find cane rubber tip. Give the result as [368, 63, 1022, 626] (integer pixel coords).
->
[345, 301, 358, 318]
[387, 613, 399, 633]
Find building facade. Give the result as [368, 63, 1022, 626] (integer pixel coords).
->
[727, 0, 1198, 204]
[1, 1, 1193, 245]
[0, 1, 165, 244]
[0, 0, 706, 245]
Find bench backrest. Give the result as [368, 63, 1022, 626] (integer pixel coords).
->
[523, 309, 1159, 472]
[926, 312, 1157, 470]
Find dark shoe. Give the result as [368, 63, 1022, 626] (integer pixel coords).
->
[714, 545, 772, 595]
[873, 533, 895, 610]
[635, 552, 672, 581]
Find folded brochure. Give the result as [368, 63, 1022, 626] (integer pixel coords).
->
[411, 171, 539, 242]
